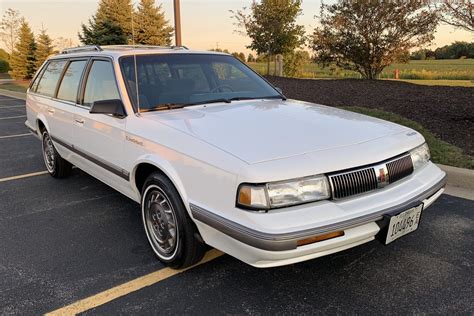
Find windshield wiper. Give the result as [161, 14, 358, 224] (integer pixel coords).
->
[142, 95, 287, 112]
[185, 98, 232, 106]
[185, 95, 286, 107]
[141, 103, 186, 112]
[227, 95, 287, 102]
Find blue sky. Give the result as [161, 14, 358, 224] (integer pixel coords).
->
[1, 0, 472, 53]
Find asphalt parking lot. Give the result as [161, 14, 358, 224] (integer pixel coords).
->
[0, 95, 473, 315]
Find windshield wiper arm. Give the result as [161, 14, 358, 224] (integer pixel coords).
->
[227, 95, 287, 102]
[141, 103, 187, 112]
[186, 96, 287, 107]
[185, 98, 232, 106]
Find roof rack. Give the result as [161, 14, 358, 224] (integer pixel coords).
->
[102, 45, 189, 50]
[61, 45, 103, 54]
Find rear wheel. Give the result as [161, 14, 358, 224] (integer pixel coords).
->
[141, 172, 205, 268]
[41, 130, 72, 178]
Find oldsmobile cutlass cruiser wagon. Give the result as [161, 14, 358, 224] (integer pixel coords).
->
[25, 45, 447, 268]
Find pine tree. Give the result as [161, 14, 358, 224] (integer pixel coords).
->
[79, 0, 133, 44]
[79, 18, 127, 45]
[135, 0, 173, 46]
[36, 27, 53, 68]
[9, 20, 36, 79]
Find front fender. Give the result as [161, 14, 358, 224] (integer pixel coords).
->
[131, 154, 190, 213]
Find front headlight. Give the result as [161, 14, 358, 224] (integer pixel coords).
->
[237, 175, 331, 210]
[410, 143, 430, 170]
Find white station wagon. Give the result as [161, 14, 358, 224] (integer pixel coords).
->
[26, 45, 447, 268]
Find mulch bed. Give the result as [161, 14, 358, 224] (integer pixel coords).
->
[266, 76, 474, 156]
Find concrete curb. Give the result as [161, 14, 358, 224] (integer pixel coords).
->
[0, 89, 26, 100]
[0, 90, 471, 199]
[437, 164, 473, 200]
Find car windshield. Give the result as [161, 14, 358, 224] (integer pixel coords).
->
[119, 53, 282, 111]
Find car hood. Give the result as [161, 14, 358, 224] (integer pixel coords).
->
[143, 99, 409, 164]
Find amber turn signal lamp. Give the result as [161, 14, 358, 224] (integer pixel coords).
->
[238, 186, 252, 206]
[297, 231, 345, 247]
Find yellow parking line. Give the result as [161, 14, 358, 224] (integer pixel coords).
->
[0, 171, 48, 183]
[0, 133, 32, 140]
[46, 249, 224, 315]
[0, 115, 26, 120]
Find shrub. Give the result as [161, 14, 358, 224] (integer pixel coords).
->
[0, 59, 9, 73]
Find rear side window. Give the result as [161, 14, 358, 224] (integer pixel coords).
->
[57, 60, 87, 103]
[30, 64, 48, 92]
[36, 60, 67, 97]
[83, 60, 120, 108]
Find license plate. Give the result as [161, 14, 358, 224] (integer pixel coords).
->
[385, 204, 423, 244]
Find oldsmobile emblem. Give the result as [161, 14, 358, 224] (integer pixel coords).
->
[374, 164, 390, 188]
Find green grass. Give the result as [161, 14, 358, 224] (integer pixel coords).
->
[0, 81, 28, 92]
[340, 106, 474, 170]
[248, 59, 474, 81]
[395, 79, 474, 87]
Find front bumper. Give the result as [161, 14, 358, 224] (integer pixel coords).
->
[192, 162, 446, 267]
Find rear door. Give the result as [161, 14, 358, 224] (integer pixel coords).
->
[71, 58, 129, 183]
[50, 58, 89, 153]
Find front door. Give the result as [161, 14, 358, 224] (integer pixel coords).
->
[71, 58, 130, 191]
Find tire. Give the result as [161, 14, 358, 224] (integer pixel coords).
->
[141, 172, 205, 268]
[41, 130, 72, 179]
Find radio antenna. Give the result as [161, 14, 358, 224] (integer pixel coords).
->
[131, 3, 140, 114]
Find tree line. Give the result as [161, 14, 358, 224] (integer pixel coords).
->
[0, 0, 173, 80]
[410, 41, 474, 60]
[232, 0, 473, 79]
[0, 8, 54, 79]
[1, 0, 473, 80]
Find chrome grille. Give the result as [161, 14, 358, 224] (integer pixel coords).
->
[329, 154, 414, 200]
[386, 155, 414, 183]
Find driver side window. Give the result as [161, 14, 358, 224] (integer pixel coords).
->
[83, 60, 120, 108]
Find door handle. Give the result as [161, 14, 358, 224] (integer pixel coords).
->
[75, 118, 85, 125]
[47, 107, 55, 114]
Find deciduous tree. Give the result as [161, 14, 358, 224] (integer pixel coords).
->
[311, 1, 438, 79]
[436, 1, 473, 32]
[0, 8, 22, 56]
[283, 50, 310, 77]
[9, 20, 36, 79]
[232, 0, 305, 75]
[135, 0, 173, 45]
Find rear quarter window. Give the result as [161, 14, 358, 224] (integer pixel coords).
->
[36, 60, 67, 97]
[57, 60, 88, 103]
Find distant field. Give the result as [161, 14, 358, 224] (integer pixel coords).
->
[248, 59, 474, 81]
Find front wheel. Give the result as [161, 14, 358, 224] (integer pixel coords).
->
[141, 172, 205, 268]
[42, 130, 72, 178]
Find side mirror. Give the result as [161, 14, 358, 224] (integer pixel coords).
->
[90, 99, 126, 118]
[275, 87, 283, 94]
